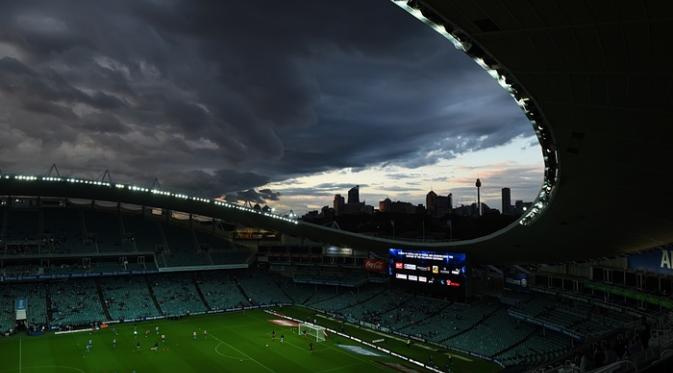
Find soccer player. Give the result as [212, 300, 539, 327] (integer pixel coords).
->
[145, 329, 150, 337]
[203, 329, 208, 337]
[193, 331, 197, 340]
[136, 341, 141, 351]
[161, 334, 166, 343]
[280, 334, 284, 343]
[133, 328, 138, 338]
[150, 342, 159, 351]
[309, 342, 313, 352]
[272, 329, 276, 339]
[112, 338, 117, 349]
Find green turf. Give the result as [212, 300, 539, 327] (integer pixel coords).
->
[274, 305, 502, 373]
[0, 309, 502, 372]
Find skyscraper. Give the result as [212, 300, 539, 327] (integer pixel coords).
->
[333, 194, 345, 215]
[501, 187, 511, 215]
[426, 190, 452, 217]
[426, 190, 437, 213]
[347, 186, 360, 205]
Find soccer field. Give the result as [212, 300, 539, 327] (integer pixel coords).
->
[0, 308, 501, 373]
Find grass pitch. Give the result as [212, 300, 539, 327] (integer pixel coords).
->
[0, 308, 501, 372]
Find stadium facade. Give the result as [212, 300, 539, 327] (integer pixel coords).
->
[2, 2, 673, 372]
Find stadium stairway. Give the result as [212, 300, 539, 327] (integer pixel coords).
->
[440, 304, 506, 342]
[45, 284, 53, 326]
[275, 280, 296, 303]
[301, 290, 315, 305]
[95, 278, 112, 321]
[145, 276, 165, 316]
[193, 276, 212, 311]
[233, 278, 252, 304]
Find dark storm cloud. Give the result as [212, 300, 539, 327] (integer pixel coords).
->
[225, 189, 281, 205]
[272, 182, 370, 198]
[159, 169, 270, 197]
[0, 0, 532, 201]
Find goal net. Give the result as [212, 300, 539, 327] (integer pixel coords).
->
[298, 322, 328, 342]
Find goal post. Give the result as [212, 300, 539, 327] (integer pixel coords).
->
[298, 322, 328, 342]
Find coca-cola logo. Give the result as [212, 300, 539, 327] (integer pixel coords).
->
[364, 259, 386, 273]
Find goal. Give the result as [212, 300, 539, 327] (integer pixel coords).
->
[298, 322, 328, 342]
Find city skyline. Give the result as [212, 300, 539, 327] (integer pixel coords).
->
[264, 135, 542, 214]
[0, 0, 541, 216]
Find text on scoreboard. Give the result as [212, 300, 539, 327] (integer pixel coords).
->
[387, 248, 467, 288]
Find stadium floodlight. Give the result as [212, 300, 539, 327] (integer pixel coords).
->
[298, 322, 327, 343]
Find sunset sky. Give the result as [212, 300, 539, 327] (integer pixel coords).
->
[0, 0, 542, 214]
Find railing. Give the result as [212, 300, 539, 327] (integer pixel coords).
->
[0, 173, 299, 225]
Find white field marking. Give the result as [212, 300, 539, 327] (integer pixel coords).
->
[268, 313, 393, 370]
[208, 333, 276, 373]
[336, 345, 382, 357]
[284, 337, 383, 371]
[281, 337, 329, 354]
[322, 341, 387, 371]
[359, 326, 407, 344]
[214, 342, 250, 361]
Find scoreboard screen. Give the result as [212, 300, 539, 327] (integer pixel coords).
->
[388, 248, 467, 294]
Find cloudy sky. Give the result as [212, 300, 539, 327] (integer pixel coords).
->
[0, 0, 542, 213]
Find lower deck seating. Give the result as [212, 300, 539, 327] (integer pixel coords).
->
[150, 273, 207, 316]
[497, 332, 572, 366]
[308, 286, 383, 313]
[49, 279, 106, 327]
[237, 272, 291, 305]
[340, 290, 406, 324]
[0, 271, 621, 371]
[400, 300, 499, 341]
[379, 295, 448, 330]
[446, 309, 533, 356]
[0, 285, 20, 333]
[101, 276, 160, 321]
[197, 272, 249, 310]
[275, 279, 316, 305]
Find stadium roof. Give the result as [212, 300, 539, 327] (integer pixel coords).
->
[2, 1, 672, 264]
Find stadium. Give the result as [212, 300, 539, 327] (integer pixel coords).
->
[2, 0, 673, 373]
